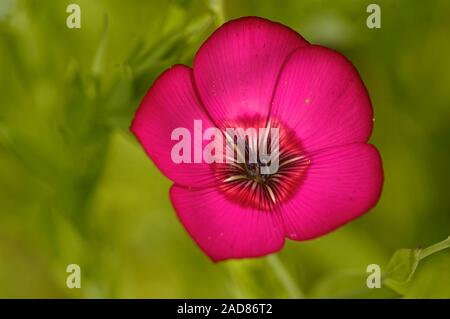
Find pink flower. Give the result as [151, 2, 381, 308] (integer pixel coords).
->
[131, 17, 383, 261]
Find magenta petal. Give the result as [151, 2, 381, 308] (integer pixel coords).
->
[193, 17, 308, 126]
[170, 185, 285, 261]
[271, 45, 373, 151]
[131, 65, 217, 187]
[281, 144, 383, 240]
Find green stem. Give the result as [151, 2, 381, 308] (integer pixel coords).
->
[419, 236, 450, 260]
[267, 255, 304, 299]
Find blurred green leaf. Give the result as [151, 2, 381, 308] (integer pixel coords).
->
[385, 249, 421, 285]
[310, 269, 397, 299]
[91, 14, 109, 79]
[384, 236, 450, 295]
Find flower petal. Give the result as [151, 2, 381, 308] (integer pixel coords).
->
[170, 185, 285, 261]
[271, 45, 373, 151]
[193, 16, 308, 127]
[280, 144, 383, 240]
[131, 65, 217, 187]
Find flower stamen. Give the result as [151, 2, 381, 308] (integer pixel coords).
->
[213, 118, 310, 211]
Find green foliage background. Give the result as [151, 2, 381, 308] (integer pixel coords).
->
[0, 0, 449, 298]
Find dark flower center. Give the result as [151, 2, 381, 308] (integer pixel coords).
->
[212, 117, 310, 211]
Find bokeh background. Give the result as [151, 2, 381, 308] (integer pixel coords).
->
[0, 0, 449, 298]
